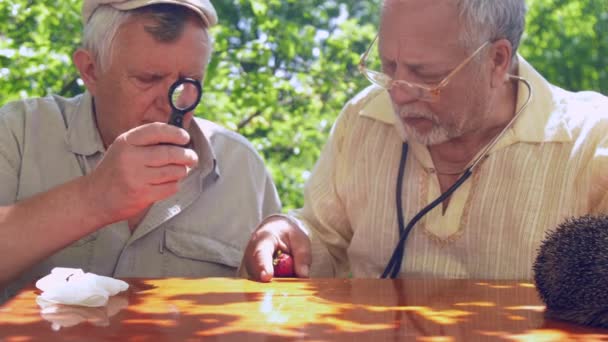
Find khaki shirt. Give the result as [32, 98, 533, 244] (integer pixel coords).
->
[0, 92, 281, 300]
[294, 57, 608, 280]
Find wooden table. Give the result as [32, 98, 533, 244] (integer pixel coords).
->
[1, 278, 607, 341]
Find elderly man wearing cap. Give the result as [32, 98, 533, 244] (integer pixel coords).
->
[0, 0, 281, 301]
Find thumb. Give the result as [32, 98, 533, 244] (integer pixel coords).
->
[245, 230, 281, 282]
[287, 229, 312, 278]
[257, 239, 277, 282]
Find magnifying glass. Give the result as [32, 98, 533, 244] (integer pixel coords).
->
[167, 78, 202, 128]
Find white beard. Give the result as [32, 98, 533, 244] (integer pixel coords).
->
[392, 104, 454, 146]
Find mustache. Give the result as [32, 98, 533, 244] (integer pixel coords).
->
[394, 105, 440, 123]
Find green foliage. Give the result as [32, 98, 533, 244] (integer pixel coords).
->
[206, 1, 378, 209]
[0, 0, 82, 102]
[522, 0, 608, 93]
[0, 0, 606, 210]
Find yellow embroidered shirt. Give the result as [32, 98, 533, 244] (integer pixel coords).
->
[294, 57, 608, 280]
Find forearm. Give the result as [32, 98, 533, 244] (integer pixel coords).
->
[289, 107, 355, 277]
[0, 175, 108, 285]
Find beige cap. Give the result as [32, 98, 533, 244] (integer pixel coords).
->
[82, 0, 217, 27]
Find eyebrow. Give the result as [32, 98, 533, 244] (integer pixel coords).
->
[128, 70, 203, 81]
[127, 68, 166, 76]
[385, 57, 447, 74]
[405, 63, 427, 72]
[184, 72, 204, 80]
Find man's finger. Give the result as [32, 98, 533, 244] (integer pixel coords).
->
[246, 231, 277, 282]
[144, 165, 189, 185]
[125, 122, 190, 146]
[287, 230, 312, 278]
[140, 145, 198, 168]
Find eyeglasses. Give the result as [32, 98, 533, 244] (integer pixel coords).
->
[358, 34, 490, 102]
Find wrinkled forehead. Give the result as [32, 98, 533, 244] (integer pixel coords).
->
[111, 15, 210, 67]
[380, 0, 464, 49]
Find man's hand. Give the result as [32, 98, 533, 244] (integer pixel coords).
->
[84, 122, 198, 224]
[244, 216, 312, 282]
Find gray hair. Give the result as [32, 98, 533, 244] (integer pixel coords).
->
[82, 4, 213, 72]
[456, 0, 527, 63]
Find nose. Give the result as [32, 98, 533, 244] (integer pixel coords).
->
[389, 85, 420, 107]
[388, 66, 418, 107]
[154, 81, 173, 115]
[390, 90, 421, 113]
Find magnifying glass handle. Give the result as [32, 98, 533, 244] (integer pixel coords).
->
[168, 109, 184, 128]
[164, 110, 191, 147]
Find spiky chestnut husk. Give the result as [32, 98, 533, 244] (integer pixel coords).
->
[533, 214, 608, 328]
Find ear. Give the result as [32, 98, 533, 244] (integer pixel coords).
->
[488, 38, 513, 88]
[73, 48, 100, 96]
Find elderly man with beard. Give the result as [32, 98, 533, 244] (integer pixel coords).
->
[242, 0, 608, 281]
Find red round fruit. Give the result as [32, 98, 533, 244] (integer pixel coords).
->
[273, 250, 295, 277]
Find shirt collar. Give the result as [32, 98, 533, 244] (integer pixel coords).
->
[189, 118, 220, 179]
[508, 56, 572, 143]
[358, 55, 572, 145]
[358, 85, 394, 125]
[64, 92, 219, 179]
[65, 92, 105, 156]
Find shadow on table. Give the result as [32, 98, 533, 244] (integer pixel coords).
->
[2, 278, 608, 341]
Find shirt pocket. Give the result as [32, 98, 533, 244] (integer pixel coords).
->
[163, 229, 242, 268]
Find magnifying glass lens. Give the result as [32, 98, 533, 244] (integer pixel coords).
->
[167, 78, 202, 129]
[171, 82, 199, 111]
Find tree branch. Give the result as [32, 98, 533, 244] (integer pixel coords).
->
[237, 110, 262, 131]
[236, 97, 292, 131]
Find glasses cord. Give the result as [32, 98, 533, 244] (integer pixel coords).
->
[380, 76, 533, 279]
